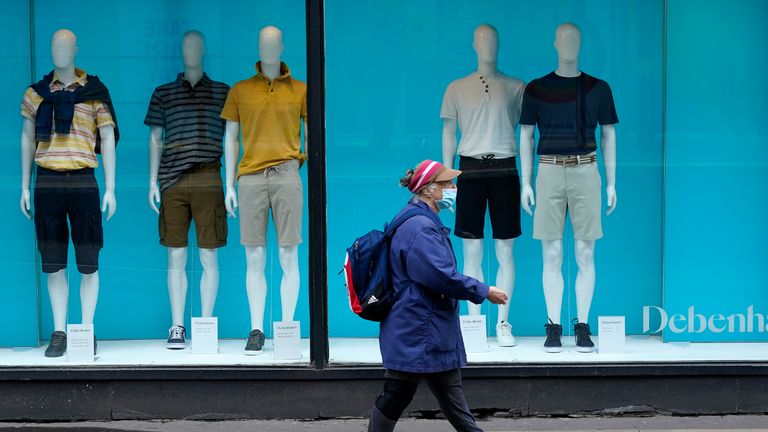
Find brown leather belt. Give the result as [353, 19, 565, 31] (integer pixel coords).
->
[539, 154, 596, 166]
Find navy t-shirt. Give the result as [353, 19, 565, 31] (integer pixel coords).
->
[520, 72, 618, 155]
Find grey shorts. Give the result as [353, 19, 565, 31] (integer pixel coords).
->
[238, 159, 303, 247]
[533, 161, 602, 241]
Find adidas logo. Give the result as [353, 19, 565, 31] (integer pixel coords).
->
[367, 295, 379, 305]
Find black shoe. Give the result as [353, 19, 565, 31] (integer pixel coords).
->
[244, 329, 265, 355]
[573, 319, 595, 353]
[45, 331, 67, 358]
[544, 319, 563, 353]
[166, 325, 186, 349]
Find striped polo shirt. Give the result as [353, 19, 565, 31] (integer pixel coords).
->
[21, 68, 115, 171]
[144, 73, 229, 192]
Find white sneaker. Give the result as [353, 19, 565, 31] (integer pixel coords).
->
[496, 321, 516, 347]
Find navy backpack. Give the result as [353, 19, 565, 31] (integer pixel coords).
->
[343, 207, 440, 321]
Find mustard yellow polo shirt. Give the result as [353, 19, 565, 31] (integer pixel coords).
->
[221, 62, 307, 177]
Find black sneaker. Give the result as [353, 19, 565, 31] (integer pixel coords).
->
[544, 319, 563, 353]
[573, 319, 595, 353]
[166, 325, 186, 349]
[244, 329, 265, 355]
[45, 331, 67, 358]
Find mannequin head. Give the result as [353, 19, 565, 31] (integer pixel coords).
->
[51, 29, 77, 70]
[182, 30, 205, 68]
[473, 24, 498, 63]
[258, 26, 284, 65]
[554, 23, 581, 62]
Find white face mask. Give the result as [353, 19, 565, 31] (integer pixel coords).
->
[436, 188, 457, 212]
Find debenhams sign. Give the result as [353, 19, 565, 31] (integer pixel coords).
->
[644, 306, 768, 334]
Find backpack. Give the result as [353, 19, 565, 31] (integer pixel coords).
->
[343, 207, 440, 322]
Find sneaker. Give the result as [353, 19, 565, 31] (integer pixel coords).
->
[244, 329, 265, 355]
[166, 325, 186, 349]
[544, 319, 563, 353]
[496, 321, 516, 347]
[45, 331, 67, 358]
[573, 319, 595, 353]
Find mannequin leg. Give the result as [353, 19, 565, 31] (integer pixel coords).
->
[278, 245, 300, 322]
[574, 240, 596, 323]
[47, 270, 69, 332]
[494, 239, 515, 325]
[80, 271, 99, 325]
[198, 248, 219, 317]
[245, 246, 268, 331]
[542, 239, 564, 324]
[168, 247, 188, 327]
[462, 239, 484, 316]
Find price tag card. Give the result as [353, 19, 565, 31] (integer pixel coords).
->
[460, 315, 488, 353]
[598, 316, 626, 354]
[192, 317, 219, 354]
[273, 321, 302, 360]
[67, 324, 94, 363]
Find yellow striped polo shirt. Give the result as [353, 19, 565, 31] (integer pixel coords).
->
[21, 68, 115, 171]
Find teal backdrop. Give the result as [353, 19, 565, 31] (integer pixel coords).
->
[2, 0, 765, 348]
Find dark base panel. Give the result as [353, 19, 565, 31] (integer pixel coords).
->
[2, 365, 768, 421]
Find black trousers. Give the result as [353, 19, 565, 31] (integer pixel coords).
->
[368, 368, 483, 432]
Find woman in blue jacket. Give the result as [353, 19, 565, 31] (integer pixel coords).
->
[369, 160, 508, 432]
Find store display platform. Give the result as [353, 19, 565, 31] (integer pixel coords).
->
[3, 336, 768, 367]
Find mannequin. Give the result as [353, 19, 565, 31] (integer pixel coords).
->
[20, 29, 117, 357]
[441, 24, 525, 347]
[145, 30, 230, 349]
[221, 26, 308, 355]
[519, 23, 618, 353]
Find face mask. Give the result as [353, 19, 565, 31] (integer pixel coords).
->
[436, 188, 457, 212]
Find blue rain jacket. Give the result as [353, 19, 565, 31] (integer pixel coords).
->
[379, 199, 489, 373]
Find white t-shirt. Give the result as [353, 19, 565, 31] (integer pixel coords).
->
[440, 71, 525, 158]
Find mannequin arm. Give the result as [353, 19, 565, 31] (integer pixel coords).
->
[519, 124, 536, 215]
[600, 124, 617, 215]
[223, 120, 240, 217]
[20, 118, 36, 219]
[99, 125, 117, 221]
[148, 126, 163, 214]
[441, 118, 458, 169]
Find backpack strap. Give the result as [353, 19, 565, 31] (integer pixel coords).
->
[384, 207, 441, 238]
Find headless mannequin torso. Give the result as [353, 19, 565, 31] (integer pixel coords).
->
[442, 25, 517, 346]
[519, 23, 617, 347]
[20, 29, 117, 339]
[224, 26, 308, 346]
[148, 31, 219, 333]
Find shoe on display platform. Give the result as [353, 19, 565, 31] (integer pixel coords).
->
[544, 319, 563, 353]
[166, 325, 186, 350]
[496, 321, 516, 347]
[244, 329, 265, 355]
[573, 318, 595, 353]
[45, 331, 67, 358]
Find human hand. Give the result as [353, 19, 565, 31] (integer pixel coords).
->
[487, 286, 508, 305]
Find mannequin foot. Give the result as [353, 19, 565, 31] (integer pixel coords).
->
[573, 319, 595, 353]
[166, 325, 186, 350]
[244, 329, 265, 355]
[45, 331, 67, 358]
[543, 320, 563, 353]
[496, 321, 516, 347]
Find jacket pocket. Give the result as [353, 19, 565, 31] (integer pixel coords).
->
[425, 302, 458, 354]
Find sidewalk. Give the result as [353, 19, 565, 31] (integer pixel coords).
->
[1, 415, 767, 431]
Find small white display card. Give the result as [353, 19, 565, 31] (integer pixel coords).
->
[273, 321, 302, 360]
[66, 324, 94, 363]
[598, 316, 626, 354]
[192, 317, 219, 354]
[460, 315, 488, 353]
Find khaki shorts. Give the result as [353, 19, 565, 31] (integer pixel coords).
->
[238, 159, 303, 247]
[159, 162, 227, 249]
[533, 161, 602, 241]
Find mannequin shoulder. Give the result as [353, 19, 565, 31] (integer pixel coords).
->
[210, 80, 230, 92]
[499, 73, 526, 90]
